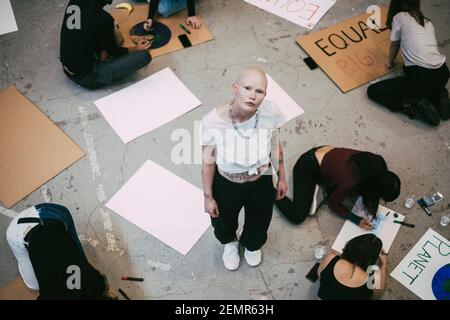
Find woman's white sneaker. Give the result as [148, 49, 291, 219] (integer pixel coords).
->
[223, 241, 240, 271]
[309, 184, 320, 216]
[244, 248, 261, 267]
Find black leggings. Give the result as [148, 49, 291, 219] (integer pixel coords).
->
[211, 169, 275, 251]
[274, 147, 323, 224]
[367, 63, 450, 111]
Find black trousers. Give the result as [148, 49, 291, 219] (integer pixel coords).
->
[211, 170, 275, 251]
[275, 147, 323, 224]
[64, 51, 152, 90]
[367, 63, 450, 112]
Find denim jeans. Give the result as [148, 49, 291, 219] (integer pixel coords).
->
[64, 51, 151, 90]
[146, 0, 195, 17]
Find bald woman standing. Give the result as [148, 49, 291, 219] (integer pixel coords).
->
[201, 67, 287, 271]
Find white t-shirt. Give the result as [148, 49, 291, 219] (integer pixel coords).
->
[391, 12, 446, 69]
[202, 100, 286, 174]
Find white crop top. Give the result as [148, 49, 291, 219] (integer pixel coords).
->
[202, 100, 286, 174]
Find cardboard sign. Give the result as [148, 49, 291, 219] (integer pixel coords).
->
[391, 229, 450, 300]
[0, 278, 38, 300]
[106, 160, 210, 256]
[244, 0, 336, 29]
[0, 87, 85, 208]
[112, 3, 214, 58]
[297, 6, 402, 93]
[332, 205, 404, 253]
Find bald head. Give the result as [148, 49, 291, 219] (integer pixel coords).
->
[236, 67, 268, 91]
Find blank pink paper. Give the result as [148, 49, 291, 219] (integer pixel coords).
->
[106, 160, 210, 255]
[266, 74, 305, 125]
[95, 68, 202, 143]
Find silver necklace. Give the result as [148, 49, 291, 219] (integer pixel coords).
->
[229, 102, 260, 140]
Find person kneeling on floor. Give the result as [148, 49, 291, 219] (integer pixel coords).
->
[275, 146, 401, 231]
[367, 0, 450, 126]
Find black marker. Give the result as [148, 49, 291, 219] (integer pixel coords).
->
[118, 288, 131, 300]
[419, 204, 432, 216]
[179, 24, 191, 34]
[121, 276, 144, 282]
[394, 220, 415, 228]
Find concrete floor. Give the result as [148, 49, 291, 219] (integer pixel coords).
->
[1, 0, 449, 300]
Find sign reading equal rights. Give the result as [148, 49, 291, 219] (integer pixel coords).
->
[297, 6, 402, 93]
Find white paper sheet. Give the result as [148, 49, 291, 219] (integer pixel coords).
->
[332, 205, 405, 253]
[266, 74, 304, 125]
[390, 229, 450, 300]
[0, 0, 18, 36]
[244, 0, 336, 29]
[95, 68, 202, 143]
[106, 160, 210, 255]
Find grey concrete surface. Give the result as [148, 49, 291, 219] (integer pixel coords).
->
[0, 0, 449, 300]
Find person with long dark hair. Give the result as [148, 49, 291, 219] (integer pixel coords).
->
[317, 234, 388, 300]
[367, 0, 449, 126]
[275, 146, 401, 230]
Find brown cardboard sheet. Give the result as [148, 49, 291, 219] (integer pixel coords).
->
[0, 87, 85, 208]
[0, 278, 38, 300]
[296, 7, 402, 93]
[112, 3, 214, 58]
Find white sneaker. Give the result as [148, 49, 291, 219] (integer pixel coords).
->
[244, 248, 262, 267]
[223, 242, 240, 271]
[309, 185, 320, 216]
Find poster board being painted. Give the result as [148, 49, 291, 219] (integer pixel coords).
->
[0, 0, 18, 36]
[332, 205, 404, 254]
[95, 67, 202, 143]
[391, 229, 450, 300]
[112, 3, 214, 58]
[106, 160, 210, 256]
[244, 0, 336, 30]
[297, 6, 402, 93]
[0, 87, 85, 208]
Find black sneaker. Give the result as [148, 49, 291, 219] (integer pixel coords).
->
[415, 98, 441, 126]
[437, 88, 450, 120]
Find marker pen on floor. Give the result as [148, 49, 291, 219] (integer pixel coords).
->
[179, 24, 191, 34]
[394, 220, 415, 228]
[121, 276, 144, 282]
[118, 288, 131, 300]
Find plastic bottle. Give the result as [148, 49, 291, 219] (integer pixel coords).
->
[405, 196, 415, 209]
